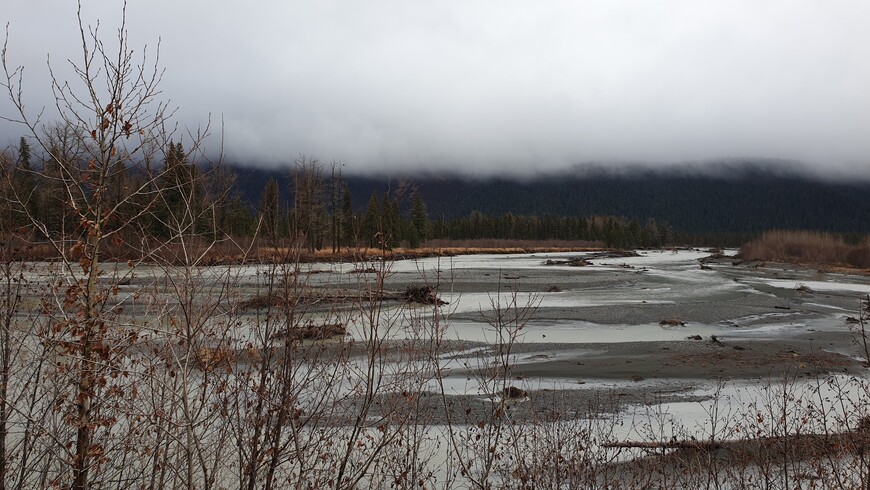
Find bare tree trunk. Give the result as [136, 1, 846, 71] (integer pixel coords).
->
[3, 1, 215, 487]
[72, 223, 102, 490]
[0, 243, 20, 490]
[330, 161, 342, 254]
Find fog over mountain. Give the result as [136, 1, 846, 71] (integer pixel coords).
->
[223, 160, 870, 244]
[2, 1, 869, 177]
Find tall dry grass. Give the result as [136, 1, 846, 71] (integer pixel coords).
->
[2, 234, 608, 265]
[421, 238, 604, 250]
[740, 230, 870, 268]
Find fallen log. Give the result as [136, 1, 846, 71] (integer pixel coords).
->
[240, 285, 448, 311]
[543, 257, 591, 267]
[239, 291, 361, 310]
[401, 285, 448, 305]
[271, 322, 347, 341]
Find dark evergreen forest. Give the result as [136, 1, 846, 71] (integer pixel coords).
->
[5, 139, 869, 250]
[231, 162, 870, 247]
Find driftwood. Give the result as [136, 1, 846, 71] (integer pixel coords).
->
[271, 323, 346, 341]
[544, 257, 591, 267]
[401, 285, 447, 305]
[239, 291, 361, 310]
[240, 285, 447, 311]
[659, 318, 685, 327]
[349, 266, 378, 274]
[586, 250, 642, 259]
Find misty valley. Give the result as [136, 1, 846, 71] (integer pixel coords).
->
[3, 1, 870, 488]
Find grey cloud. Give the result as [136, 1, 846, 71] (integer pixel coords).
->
[2, 1, 869, 176]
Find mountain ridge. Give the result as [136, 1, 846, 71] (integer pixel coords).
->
[227, 160, 870, 235]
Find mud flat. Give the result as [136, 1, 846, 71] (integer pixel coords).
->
[503, 335, 858, 381]
[361, 249, 869, 419]
[34, 249, 866, 419]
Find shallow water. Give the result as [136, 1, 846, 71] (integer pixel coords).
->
[350, 249, 866, 345]
[445, 318, 727, 344]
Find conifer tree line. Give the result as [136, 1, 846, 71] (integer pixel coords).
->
[255, 156, 433, 250]
[0, 142, 430, 253]
[0, 134, 253, 250]
[2, 138, 677, 252]
[432, 212, 671, 248]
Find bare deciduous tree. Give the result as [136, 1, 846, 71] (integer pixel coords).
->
[1, 2, 210, 488]
[291, 156, 325, 253]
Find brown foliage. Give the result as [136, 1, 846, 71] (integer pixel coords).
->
[402, 285, 447, 305]
[740, 230, 870, 268]
[271, 322, 347, 342]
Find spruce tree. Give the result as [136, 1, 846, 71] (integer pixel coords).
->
[259, 177, 280, 242]
[363, 191, 380, 249]
[12, 137, 36, 225]
[409, 191, 428, 248]
[381, 194, 401, 248]
[341, 184, 354, 247]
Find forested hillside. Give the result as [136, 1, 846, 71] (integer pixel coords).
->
[5, 139, 869, 251]
[232, 162, 870, 244]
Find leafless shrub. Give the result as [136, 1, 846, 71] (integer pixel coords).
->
[4, 4, 870, 489]
[740, 230, 870, 268]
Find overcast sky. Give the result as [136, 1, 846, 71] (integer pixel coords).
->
[2, 1, 869, 176]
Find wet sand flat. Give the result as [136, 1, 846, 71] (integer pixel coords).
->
[369, 250, 870, 409]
